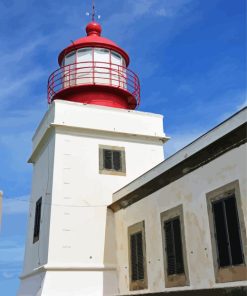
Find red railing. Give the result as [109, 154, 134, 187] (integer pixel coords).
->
[47, 61, 140, 106]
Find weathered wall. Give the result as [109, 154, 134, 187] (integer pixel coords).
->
[114, 143, 247, 294]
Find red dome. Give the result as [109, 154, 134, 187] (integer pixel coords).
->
[58, 22, 130, 66]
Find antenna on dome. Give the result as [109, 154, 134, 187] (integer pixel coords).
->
[86, 0, 101, 22]
[92, 0, 95, 21]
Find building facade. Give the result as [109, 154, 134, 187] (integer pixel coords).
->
[18, 19, 247, 296]
[110, 107, 247, 295]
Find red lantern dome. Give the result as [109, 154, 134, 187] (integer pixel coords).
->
[48, 22, 140, 109]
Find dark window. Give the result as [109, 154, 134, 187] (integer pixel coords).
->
[212, 195, 244, 267]
[33, 197, 42, 243]
[164, 217, 185, 275]
[130, 231, 145, 281]
[103, 149, 122, 171]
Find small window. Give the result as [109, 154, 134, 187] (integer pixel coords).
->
[128, 221, 147, 290]
[99, 145, 126, 176]
[207, 180, 247, 283]
[161, 205, 189, 287]
[33, 197, 42, 243]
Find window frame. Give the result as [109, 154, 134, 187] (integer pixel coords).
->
[206, 180, 247, 283]
[33, 197, 42, 244]
[99, 145, 126, 176]
[128, 221, 148, 291]
[160, 205, 190, 288]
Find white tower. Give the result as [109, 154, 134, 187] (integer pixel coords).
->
[18, 21, 168, 296]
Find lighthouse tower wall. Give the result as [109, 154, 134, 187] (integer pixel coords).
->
[22, 133, 55, 274]
[18, 100, 167, 295]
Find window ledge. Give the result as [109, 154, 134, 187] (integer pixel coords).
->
[216, 265, 247, 283]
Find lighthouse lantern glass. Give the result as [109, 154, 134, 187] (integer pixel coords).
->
[62, 48, 127, 89]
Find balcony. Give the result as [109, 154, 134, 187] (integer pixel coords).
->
[47, 61, 140, 108]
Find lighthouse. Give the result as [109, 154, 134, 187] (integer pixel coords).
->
[18, 19, 168, 296]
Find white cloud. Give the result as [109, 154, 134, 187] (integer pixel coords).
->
[3, 195, 29, 215]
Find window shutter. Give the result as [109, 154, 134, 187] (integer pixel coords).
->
[113, 151, 121, 171]
[103, 149, 112, 169]
[130, 231, 144, 281]
[173, 218, 184, 274]
[131, 234, 138, 281]
[136, 232, 144, 280]
[165, 218, 185, 275]
[165, 221, 176, 275]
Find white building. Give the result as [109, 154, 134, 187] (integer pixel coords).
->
[18, 20, 247, 296]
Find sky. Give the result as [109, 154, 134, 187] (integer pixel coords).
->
[0, 0, 246, 294]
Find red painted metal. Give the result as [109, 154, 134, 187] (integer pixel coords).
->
[47, 61, 140, 109]
[58, 22, 130, 66]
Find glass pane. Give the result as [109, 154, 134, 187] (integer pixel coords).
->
[64, 51, 76, 65]
[64, 52, 76, 87]
[111, 51, 121, 63]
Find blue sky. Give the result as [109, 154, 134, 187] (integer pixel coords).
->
[0, 0, 246, 294]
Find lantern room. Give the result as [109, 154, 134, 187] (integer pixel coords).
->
[47, 22, 140, 109]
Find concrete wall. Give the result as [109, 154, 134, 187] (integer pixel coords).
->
[114, 143, 247, 294]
